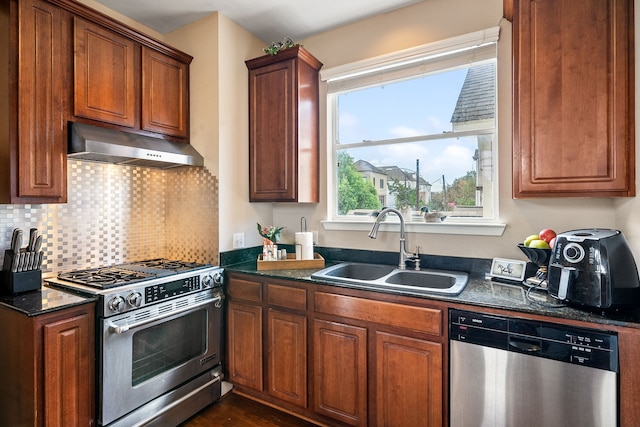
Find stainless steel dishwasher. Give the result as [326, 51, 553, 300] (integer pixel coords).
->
[449, 309, 618, 427]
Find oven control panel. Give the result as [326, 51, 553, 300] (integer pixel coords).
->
[101, 268, 224, 316]
[145, 275, 202, 303]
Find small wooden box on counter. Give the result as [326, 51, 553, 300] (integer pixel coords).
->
[257, 253, 325, 271]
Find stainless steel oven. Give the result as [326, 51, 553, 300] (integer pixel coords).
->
[46, 259, 225, 427]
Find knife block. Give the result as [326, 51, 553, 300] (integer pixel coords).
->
[1, 269, 42, 295]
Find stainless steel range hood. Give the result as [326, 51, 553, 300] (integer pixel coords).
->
[68, 122, 204, 169]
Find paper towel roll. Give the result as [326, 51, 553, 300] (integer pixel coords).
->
[295, 232, 314, 260]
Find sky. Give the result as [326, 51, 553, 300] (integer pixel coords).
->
[337, 67, 478, 186]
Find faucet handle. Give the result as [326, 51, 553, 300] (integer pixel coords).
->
[414, 246, 421, 270]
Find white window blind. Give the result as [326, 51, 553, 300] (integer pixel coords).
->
[321, 27, 500, 94]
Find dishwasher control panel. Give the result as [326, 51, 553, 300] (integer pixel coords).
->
[449, 309, 618, 372]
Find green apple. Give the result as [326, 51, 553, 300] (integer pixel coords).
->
[523, 234, 539, 247]
[529, 239, 551, 249]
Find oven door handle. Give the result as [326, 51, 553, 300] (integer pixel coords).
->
[108, 295, 223, 334]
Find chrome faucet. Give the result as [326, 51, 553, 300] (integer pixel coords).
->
[368, 207, 420, 270]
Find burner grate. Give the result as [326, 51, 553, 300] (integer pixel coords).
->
[129, 259, 209, 271]
[58, 267, 153, 289]
[56, 259, 212, 289]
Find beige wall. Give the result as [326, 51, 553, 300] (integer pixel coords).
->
[74, 0, 640, 264]
[166, 13, 270, 251]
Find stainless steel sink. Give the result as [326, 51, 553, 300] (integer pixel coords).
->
[317, 262, 396, 281]
[311, 262, 469, 296]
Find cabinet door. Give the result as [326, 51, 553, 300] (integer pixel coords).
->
[43, 310, 94, 427]
[246, 47, 321, 203]
[375, 331, 442, 427]
[313, 319, 367, 426]
[248, 58, 297, 202]
[141, 46, 188, 138]
[512, 0, 634, 197]
[227, 302, 263, 390]
[74, 17, 137, 128]
[16, 0, 67, 202]
[267, 309, 307, 407]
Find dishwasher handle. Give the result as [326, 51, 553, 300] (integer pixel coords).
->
[508, 336, 541, 353]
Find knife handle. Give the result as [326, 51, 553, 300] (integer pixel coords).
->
[28, 229, 38, 251]
[10, 253, 19, 273]
[11, 229, 23, 254]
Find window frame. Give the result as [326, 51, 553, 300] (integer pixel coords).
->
[320, 27, 505, 237]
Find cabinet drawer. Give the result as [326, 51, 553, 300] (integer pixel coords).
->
[267, 284, 307, 311]
[315, 292, 442, 336]
[228, 279, 262, 302]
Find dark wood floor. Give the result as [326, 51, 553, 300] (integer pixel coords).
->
[180, 392, 320, 427]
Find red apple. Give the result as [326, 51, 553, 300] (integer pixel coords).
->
[549, 237, 556, 249]
[539, 229, 557, 244]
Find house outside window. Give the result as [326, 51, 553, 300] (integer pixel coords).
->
[322, 28, 499, 225]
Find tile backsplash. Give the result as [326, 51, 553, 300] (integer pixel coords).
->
[0, 160, 219, 276]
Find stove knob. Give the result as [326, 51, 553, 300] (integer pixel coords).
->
[127, 292, 143, 307]
[213, 271, 224, 286]
[108, 296, 125, 312]
[201, 275, 213, 289]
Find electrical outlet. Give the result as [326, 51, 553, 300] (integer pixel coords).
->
[232, 233, 245, 249]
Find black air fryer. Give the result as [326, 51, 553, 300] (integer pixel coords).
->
[547, 229, 640, 308]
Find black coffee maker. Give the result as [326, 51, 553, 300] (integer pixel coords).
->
[547, 229, 640, 309]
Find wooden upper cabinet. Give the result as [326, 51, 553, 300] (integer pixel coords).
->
[504, 0, 513, 20]
[512, 0, 635, 197]
[73, 17, 137, 128]
[73, 17, 191, 140]
[246, 47, 322, 202]
[0, 0, 193, 204]
[0, 0, 68, 203]
[142, 46, 188, 138]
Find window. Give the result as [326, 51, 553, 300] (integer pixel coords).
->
[323, 28, 499, 225]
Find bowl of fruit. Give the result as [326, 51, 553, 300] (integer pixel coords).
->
[518, 228, 556, 267]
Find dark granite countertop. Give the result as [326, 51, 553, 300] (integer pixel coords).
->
[0, 285, 96, 317]
[225, 257, 640, 330]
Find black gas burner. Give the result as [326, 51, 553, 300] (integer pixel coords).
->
[130, 258, 210, 271]
[58, 267, 153, 289]
[56, 258, 212, 289]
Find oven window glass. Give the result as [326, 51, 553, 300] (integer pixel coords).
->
[131, 309, 206, 386]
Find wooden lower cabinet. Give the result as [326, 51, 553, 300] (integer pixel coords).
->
[314, 319, 368, 426]
[267, 309, 307, 406]
[375, 331, 443, 427]
[314, 291, 444, 427]
[226, 273, 445, 426]
[0, 302, 95, 427]
[227, 301, 263, 390]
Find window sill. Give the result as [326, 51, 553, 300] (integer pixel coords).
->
[321, 219, 506, 236]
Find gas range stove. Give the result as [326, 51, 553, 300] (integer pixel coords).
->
[45, 258, 224, 318]
[55, 258, 213, 289]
